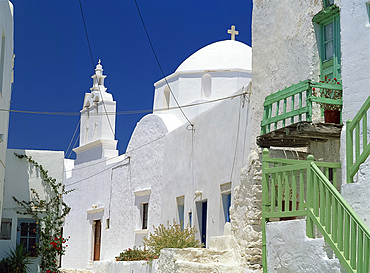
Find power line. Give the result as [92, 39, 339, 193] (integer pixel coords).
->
[2, 91, 248, 116]
[78, 0, 94, 68]
[133, 0, 193, 128]
[78, 0, 121, 154]
[65, 133, 166, 186]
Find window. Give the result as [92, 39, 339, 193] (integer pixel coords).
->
[163, 86, 170, 110]
[188, 212, 192, 227]
[142, 203, 148, 229]
[17, 219, 37, 257]
[323, 0, 334, 7]
[313, 5, 341, 80]
[0, 218, 12, 240]
[323, 22, 334, 61]
[201, 74, 212, 98]
[367, 2, 370, 24]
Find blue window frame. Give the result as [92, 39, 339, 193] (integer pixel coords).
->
[17, 219, 38, 257]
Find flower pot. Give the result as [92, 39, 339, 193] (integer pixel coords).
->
[324, 110, 340, 124]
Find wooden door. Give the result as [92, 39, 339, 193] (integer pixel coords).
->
[93, 220, 101, 261]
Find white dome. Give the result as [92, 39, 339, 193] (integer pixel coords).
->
[175, 40, 252, 73]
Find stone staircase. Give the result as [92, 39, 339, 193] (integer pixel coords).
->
[156, 228, 241, 273]
[265, 219, 346, 273]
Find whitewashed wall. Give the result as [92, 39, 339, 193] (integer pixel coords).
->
[161, 87, 251, 242]
[340, 0, 370, 228]
[0, 0, 14, 221]
[0, 149, 64, 273]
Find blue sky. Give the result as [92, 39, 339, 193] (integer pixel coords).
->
[8, 0, 253, 158]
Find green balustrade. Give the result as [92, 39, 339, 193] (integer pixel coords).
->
[346, 96, 370, 184]
[262, 149, 370, 273]
[261, 79, 343, 135]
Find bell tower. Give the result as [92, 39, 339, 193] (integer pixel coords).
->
[73, 60, 118, 164]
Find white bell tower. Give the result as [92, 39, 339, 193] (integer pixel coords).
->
[73, 60, 118, 164]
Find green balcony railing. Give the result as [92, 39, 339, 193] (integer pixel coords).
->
[262, 149, 370, 273]
[346, 96, 370, 184]
[261, 79, 343, 135]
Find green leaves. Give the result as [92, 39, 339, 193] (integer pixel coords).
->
[143, 220, 202, 256]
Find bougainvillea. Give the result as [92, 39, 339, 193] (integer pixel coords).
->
[12, 153, 73, 272]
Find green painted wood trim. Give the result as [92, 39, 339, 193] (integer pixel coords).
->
[312, 5, 340, 24]
[262, 148, 370, 272]
[307, 208, 354, 273]
[310, 97, 343, 105]
[346, 96, 370, 183]
[263, 80, 310, 106]
[347, 96, 370, 131]
[260, 107, 309, 127]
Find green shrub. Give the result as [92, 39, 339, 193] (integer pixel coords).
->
[115, 247, 157, 261]
[143, 220, 202, 256]
[0, 244, 33, 273]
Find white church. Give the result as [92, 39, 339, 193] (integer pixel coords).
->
[62, 32, 253, 270]
[1, 0, 370, 272]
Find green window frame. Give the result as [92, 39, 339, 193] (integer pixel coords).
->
[313, 5, 341, 80]
[323, 0, 334, 8]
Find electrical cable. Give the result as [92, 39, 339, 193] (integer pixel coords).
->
[64, 133, 166, 184]
[78, 0, 94, 68]
[0, 91, 249, 116]
[65, 118, 81, 159]
[133, 0, 193, 129]
[229, 87, 244, 182]
[78, 0, 122, 154]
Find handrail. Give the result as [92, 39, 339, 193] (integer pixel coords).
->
[261, 79, 343, 135]
[346, 96, 370, 183]
[262, 149, 369, 273]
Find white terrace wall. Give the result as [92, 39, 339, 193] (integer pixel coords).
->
[340, 0, 370, 229]
[0, 0, 14, 221]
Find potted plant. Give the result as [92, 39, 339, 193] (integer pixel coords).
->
[312, 77, 342, 124]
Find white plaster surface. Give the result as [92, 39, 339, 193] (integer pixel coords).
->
[339, 0, 370, 229]
[175, 40, 252, 73]
[0, 0, 14, 221]
[0, 149, 64, 273]
[266, 220, 345, 273]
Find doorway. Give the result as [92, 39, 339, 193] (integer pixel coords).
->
[196, 200, 207, 247]
[93, 220, 101, 261]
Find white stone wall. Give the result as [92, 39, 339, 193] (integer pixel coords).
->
[266, 220, 345, 272]
[0, 0, 14, 221]
[339, 0, 370, 228]
[0, 149, 64, 273]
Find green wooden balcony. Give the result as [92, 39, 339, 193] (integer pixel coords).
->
[258, 79, 343, 148]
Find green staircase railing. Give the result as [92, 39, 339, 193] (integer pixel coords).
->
[262, 149, 370, 273]
[346, 96, 370, 184]
[261, 79, 343, 134]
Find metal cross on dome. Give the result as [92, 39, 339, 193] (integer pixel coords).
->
[227, 25, 239, 40]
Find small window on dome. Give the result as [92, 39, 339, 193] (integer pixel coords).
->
[201, 74, 211, 99]
[163, 86, 170, 110]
